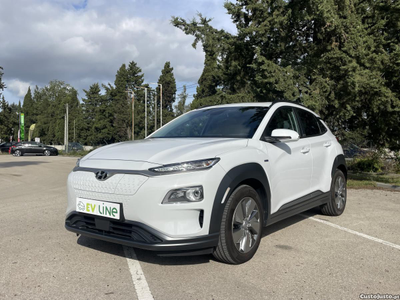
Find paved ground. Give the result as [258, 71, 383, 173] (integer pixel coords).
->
[0, 154, 399, 300]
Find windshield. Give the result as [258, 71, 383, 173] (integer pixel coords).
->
[150, 106, 269, 139]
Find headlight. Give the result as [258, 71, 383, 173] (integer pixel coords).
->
[149, 158, 220, 174]
[162, 186, 204, 204]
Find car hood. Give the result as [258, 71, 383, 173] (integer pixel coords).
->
[80, 138, 248, 168]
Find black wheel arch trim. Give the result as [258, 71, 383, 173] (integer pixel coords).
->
[332, 154, 347, 180]
[209, 163, 271, 234]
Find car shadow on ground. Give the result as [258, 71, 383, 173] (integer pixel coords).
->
[0, 160, 49, 169]
[75, 208, 320, 266]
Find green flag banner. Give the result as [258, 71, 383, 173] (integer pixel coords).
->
[20, 113, 25, 141]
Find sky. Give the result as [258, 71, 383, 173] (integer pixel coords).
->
[0, 0, 236, 105]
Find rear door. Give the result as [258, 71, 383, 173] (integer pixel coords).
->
[260, 106, 313, 213]
[31, 142, 43, 154]
[295, 108, 336, 193]
[20, 142, 32, 154]
[25, 142, 37, 153]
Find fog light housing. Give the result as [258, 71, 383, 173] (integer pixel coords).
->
[162, 186, 204, 204]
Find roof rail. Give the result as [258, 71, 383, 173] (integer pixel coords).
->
[197, 105, 212, 109]
[269, 100, 306, 108]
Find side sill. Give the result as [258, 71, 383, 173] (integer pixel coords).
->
[266, 191, 330, 226]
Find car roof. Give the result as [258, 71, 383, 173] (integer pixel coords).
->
[196, 102, 273, 110]
[195, 101, 321, 118]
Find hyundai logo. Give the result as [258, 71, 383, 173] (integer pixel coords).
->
[95, 170, 109, 181]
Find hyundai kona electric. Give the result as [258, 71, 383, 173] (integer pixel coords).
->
[65, 102, 347, 264]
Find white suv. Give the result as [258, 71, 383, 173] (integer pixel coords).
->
[66, 102, 347, 264]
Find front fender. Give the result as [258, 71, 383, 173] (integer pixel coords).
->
[209, 163, 271, 234]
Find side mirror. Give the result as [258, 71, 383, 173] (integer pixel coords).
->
[271, 129, 300, 142]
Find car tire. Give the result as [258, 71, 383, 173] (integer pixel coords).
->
[14, 150, 22, 157]
[321, 169, 347, 216]
[44, 150, 51, 156]
[213, 185, 264, 264]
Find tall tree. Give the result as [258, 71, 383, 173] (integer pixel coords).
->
[22, 86, 36, 129]
[0, 96, 13, 142]
[111, 64, 130, 142]
[157, 62, 177, 124]
[173, 0, 400, 150]
[35, 80, 81, 144]
[0, 66, 5, 97]
[175, 85, 189, 116]
[82, 83, 114, 145]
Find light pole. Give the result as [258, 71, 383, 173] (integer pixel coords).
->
[134, 86, 148, 137]
[16, 112, 20, 142]
[65, 104, 69, 153]
[126, 89, 135, 140]
[149, 83, 162, 129]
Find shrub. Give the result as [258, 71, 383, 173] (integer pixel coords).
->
[395, 152, 400, 174]
[349, 152, 384, 173]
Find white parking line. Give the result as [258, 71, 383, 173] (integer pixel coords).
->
[302, 215, 400, 251]
[123, 246, 154, 300]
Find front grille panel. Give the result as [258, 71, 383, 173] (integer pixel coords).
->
[66, 214, 162, 244]
[71, 171, 148, 195]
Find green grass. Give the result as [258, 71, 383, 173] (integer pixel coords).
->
[348, 172, 400, 185]
[347, 179, 377, 189]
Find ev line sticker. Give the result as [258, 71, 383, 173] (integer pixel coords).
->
[76, 198, 120, 219]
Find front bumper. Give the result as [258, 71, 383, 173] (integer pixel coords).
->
[65, 212, 219, 255]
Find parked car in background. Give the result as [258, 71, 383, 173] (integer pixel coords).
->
[68, 142, 84, 151]
[343, 144, 366, 158]
[0, 142, 17, 153]
[11, 142, 58, 156]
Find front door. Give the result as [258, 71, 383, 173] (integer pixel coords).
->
[260, 106, 312, 214]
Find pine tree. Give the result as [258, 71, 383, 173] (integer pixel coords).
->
[22, 86, 36, 130]
[157, 62, 177, 124]
[33, 80, 82, 144]
[175, 85, 189, 116]
[173, 0, 400, 150]
[111, 64, 130, 142]
[0, 96, 13, 142]
[0, 66, 5, 97]
[82, 83, 114, 145]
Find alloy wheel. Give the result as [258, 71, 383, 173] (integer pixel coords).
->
[231, 197, 261, 253]
[334, 175, 346, 209]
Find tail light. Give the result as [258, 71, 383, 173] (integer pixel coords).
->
[9, 145, 16, 154]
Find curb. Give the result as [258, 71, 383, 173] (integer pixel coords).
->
[375, 182, 400, 191]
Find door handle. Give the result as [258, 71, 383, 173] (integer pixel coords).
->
[323, 142, 332, 147]
[300, 147, 310, 154]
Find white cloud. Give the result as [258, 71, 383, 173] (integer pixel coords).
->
[7, 79, 32, 97]
[0, 0, 235, 103]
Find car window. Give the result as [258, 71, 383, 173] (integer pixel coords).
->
[264, 107, 300, 137]
[317, 119, 327, 134]
[296, 108, 321, 137]
[29, 142, 38, 146]
[151, 107, 270, 139]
